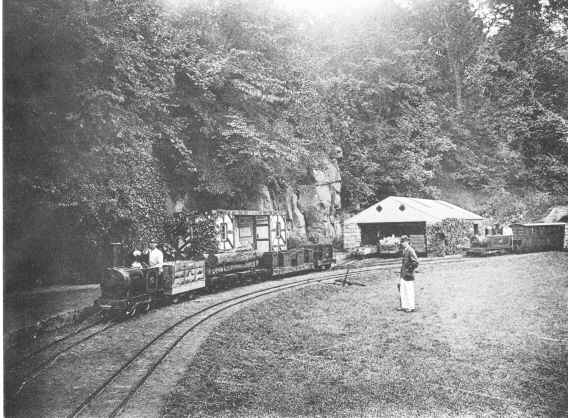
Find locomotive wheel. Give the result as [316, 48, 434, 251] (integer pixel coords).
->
[126, 305, 137, 317]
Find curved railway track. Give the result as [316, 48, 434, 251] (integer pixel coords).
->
[8, 316, 106, 369]
[6, 319, 120, 400]
[9, 259, 474, 361]
[13, 316, 105, 365]
[7, 256, 477, 392]
[68, 272, 342, 417]
[10, 255, 468, 368]
[67, 255, 490, 417]
[7, 255, 492, 417]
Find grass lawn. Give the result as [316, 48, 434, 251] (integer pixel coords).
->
[163, 252, 568, 417]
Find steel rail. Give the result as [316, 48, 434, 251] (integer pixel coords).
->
[8, 316, 106, 370]
[68, 273, 347, 418]
[106, 275, 340, 417]
[9, 321, 119, 400]
[11, 254, 473, 395]
[111, 267, 568, 418]
[70, 255, 478, 417]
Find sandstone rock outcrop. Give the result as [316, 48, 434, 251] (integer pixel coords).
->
[168, 148, 343, 247]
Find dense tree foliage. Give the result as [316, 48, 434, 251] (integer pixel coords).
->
[4, 0, 567, 288]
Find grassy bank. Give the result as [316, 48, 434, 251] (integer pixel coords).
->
[163, 252, 568, 417]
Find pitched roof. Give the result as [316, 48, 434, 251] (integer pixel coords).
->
[345, 196, 484, 224]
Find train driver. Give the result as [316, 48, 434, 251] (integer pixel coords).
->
[148, 240, 164, 273]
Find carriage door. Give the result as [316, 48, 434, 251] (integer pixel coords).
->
[255, 216, 270, 252]
[270, 214, 287, 251]
[216, 213, 235, 251]
[236, 216, 254, 250]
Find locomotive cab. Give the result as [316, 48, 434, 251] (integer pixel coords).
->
[96, 266, 159, 316]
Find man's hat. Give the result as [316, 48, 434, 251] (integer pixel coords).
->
[400, 235, 410, 242]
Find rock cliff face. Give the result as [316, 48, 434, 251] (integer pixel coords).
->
[295, 158, 342, 244]
[244, 156, 343, 245]
[168, 151, 343, 247]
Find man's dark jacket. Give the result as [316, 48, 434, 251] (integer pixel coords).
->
[400, 246, 419, 281]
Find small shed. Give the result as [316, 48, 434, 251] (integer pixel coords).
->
[510, 223, 565, 252]
[540, 206, 568, 249]
[344, 196, 484, 256]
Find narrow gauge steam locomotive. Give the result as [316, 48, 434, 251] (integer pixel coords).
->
[466, 222, 565, 257]
[96, 210, 335, 316]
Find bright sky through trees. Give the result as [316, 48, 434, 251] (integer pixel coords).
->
[161, 0, 404, 14]
[276, 0, 391, 12]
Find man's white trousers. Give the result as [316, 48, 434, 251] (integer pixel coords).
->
[399, 279, 415, 310]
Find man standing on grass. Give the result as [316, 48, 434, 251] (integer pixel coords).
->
[399, 235, 419, 312]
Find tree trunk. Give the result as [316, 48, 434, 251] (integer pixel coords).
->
[454, 64, 463, 111]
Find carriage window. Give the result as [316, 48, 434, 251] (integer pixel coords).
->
[237, 217, 254, 248]
[221, 223, 228, 240]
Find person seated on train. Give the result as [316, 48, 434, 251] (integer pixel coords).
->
[131, 250, 143, 269]
[148, 240, 164, 272]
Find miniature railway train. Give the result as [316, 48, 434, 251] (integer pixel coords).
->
[466, 222, 566, 257]
[96, 210, 335, 316]
[96, 244, 334, 316]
